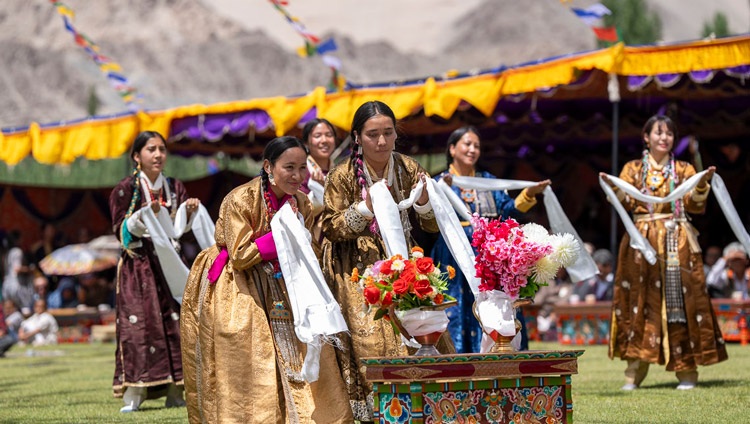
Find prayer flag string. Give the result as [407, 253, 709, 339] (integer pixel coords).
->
[50, 0, 143, 111]
[267, 0, 347, 91]
[567, 3, 620, 43]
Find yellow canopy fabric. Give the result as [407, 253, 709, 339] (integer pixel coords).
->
[2, 35, 750, 166]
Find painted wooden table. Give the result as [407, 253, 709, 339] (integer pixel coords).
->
[362, 350, 584, 423]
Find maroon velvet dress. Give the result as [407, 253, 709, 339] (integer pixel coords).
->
[109, 175, 187, 398]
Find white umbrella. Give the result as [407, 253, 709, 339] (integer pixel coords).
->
[39, 244, 119, 276]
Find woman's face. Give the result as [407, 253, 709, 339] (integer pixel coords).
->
[357, 114, 396, 168]
[449, 131, 481, 169]
[134, 137, 167, 178]
[265, 146, 308, 196]
[307, 123, 336, 163]
[644, 121, 674, 158]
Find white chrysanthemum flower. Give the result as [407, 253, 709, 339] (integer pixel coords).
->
[411, 250, 424, 259]
[522, 223, 550, 244]
[431, 267, 441, 277]
[533, 256, 559, 283]
[391, 259, 405, 272]
[362, 268, 373, 278]
[549, 233, 580, 267]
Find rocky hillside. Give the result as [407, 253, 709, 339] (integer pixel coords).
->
[0, 0, 747, 128]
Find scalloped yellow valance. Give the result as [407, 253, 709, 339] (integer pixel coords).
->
[3, 35, 749, 166]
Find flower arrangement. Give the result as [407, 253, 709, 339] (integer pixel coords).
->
[352, 247, 456, 321]
[471, 216, 579, 300]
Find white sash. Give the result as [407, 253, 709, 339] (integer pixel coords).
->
[139, 203, 214, 303]
[307, 179, 325, 210]
[271, 203, 348, 383]
[447, 176, 597, 283]
[600, 171, 750, 264]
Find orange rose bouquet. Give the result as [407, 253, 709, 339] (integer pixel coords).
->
[353, 246, 456, 322]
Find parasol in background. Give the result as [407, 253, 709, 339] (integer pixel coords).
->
[39, 242, 120, 276]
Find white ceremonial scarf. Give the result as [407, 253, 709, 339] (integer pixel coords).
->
[600, 171, 750, 265]
[136, 172, 216, 303]
[307, 179, 325, 210]
[271, 203, 348, 383]
[446, 176, 598, 283]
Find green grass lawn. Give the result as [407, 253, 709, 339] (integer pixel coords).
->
[1, 341, 748, 423]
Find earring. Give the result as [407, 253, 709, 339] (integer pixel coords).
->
[268, 172, 276, 186]
[136, 162, 141, 171]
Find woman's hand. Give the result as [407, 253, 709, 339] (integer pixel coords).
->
[185, 197, 201, 216]
[310, 168, 325, 185]
[599, 172, 613, 187]
[527, 179, 551, 196]
[150, 202, 161, 214]
[416, 173, 430, 206]
[442, 174, 453, 186]
[698, 166, 716, 187]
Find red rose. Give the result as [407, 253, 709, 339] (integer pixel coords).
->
[399, 267, 417, 286]
[414, 279, 433, 298]
[392, 279, 409, 295]
[380, 260, 393, 275]
[415, 257, 435, 274]
[381, 291, 393, 306]
[363, 284, 381, 305]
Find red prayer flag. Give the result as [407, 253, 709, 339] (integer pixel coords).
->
[592, 26, 618, 42]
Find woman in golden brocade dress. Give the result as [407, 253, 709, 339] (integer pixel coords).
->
[299, 118, 337, 259]
[180, 136, 352, 423]
[321, 100, 443, 422]
[603, 115, 727, 391]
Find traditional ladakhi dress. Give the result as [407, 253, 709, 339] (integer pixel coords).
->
[180, 177, 352, 424]
[321, 152, 442, 421]
[608, 158, 728, 374]
[430, 167, 537, 354]
[109, 175, 186, 398]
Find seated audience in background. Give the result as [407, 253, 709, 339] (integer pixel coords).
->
[703, 245, 722, 277]
[2, 250, 36, 317]
[77, 272, 114, 308]
[707, 242, 749, 299]
[18, 299, 59, 346]
[46, 277, 79, 309]
[30, 223, 64, 291]
[32, 274, 49, 302]
[534, 268, 573, 341]
[0, 300, 20, 357]
[572, 248, 614, 302]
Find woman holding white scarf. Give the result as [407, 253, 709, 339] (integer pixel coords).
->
[109, 131, 200, 412]
[601, 115, 727, 391]
[431, 125, 550, 353]
[321, 100, 445, 422]
[180, 136, 352, 423]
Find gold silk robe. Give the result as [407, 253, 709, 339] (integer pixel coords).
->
[321, 153, 442, 421]
[181, 177, 352, 424]
[608, 159, 728, 372]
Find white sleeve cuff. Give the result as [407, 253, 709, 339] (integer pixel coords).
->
[413, 200, 433, 215]
[356, 201, 374, 218]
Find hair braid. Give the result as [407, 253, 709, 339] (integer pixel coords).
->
[120, 165, 141, 253]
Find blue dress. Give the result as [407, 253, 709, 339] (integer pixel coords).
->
[430, 170, 528, 353]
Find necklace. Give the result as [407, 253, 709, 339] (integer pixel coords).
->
[646, 168, 667, 192]
[449, 163, 476, 203]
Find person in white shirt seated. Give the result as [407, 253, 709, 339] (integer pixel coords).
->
[706, 242, 749, 300]
[18, 299, 59, 346]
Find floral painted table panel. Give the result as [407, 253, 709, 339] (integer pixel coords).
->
[363, 350, 583, 423]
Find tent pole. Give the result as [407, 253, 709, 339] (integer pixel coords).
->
[610, 100, 619, 257]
